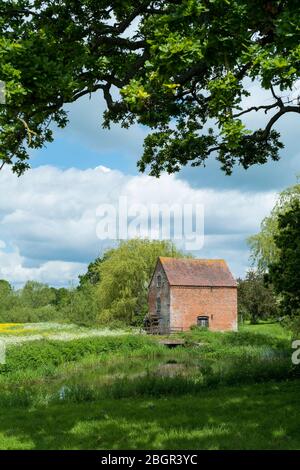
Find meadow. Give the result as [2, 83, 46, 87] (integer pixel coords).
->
[0, 321, 299, 450]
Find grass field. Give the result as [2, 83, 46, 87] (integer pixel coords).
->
[240, 321, 291, 339]
[0, 380, 298, 450]
[0, 321, 298, 450]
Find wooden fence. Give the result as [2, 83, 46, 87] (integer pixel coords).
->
[142, 325, 184, 335]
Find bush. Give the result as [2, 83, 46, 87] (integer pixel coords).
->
[0, 305, 61, 323]
[0, 335, 155, 374]
[59, 284, 98, 326]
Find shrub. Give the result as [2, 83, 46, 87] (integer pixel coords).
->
[59, 283, 99, 326]
[0, 305, 61, 323]
[0, 335, 155, 374]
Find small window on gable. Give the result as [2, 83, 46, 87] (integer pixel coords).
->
[157, 274, 162, 288]
[156, 297, 161, 314]
[197, 316, 209, 328]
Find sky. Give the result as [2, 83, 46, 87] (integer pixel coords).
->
[0, 83, 299, 287]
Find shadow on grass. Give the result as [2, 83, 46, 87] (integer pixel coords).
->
[0, 380, 299, 450]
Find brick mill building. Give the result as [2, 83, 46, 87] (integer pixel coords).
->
[147, 257, 238, 333]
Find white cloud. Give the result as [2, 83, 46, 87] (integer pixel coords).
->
[0, 165, 277, 285]
[0, 242, 86, 287]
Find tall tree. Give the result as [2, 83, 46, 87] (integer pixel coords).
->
[248, 182, 300, 272]
[0, 279, 13, 315]
[237, 271, 278, 324]
[267, 199, 300, 316]
[20, 281, 56, 309]
[78, 252, 111, 288]
[0, 279, 12, 295]
[1, 1, 300, 175]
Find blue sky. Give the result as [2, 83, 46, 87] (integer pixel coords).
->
[0, 87, 299, 287]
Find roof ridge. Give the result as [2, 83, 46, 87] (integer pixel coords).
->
[159, 256, 226, 263]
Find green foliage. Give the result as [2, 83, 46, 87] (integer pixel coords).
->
[58, 283, 99, 326]
[0, 335, 152, 374]
[95, 239, 186, 325]
[1, 1, 300, 175]
[267, 199, 300, 317]
[237, 271, 278, 324]
[0, 322, 295, 411]
[0, 280, 62, 323]
[0, 239, 186, 327]
[78, 253, 110, 288]
[20, 281, 56, 309]
[0, 279, 11, 293]
[50, 287, 70, 307]
[248, 182, 300, 272]
[248, 180, 300, 323]
[0, 279, 14, 313]
[0, 322, 296, 449]
[0, 305, 59, 323]
[0, 279, 99, 325]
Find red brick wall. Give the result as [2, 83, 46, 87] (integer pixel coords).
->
[170, 286, 237, 331]
[148, 261, 170, 328]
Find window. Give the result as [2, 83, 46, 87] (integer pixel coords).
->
[197, 316, 209, 328]
[156, 297, 161, 315]
[157, 274, 162, 288]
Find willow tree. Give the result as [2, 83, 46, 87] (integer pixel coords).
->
[1, 1, 300, 175]
[248, 182, 300, 272]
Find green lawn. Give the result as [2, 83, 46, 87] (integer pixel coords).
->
[0, 380, 298, 450]
[240, 321, 291, 340]
[0, 321, 298, 450]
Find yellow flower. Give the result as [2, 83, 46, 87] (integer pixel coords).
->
[0, 323, 24, 333]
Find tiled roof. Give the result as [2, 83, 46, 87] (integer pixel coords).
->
[159, 257, 237, 287]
